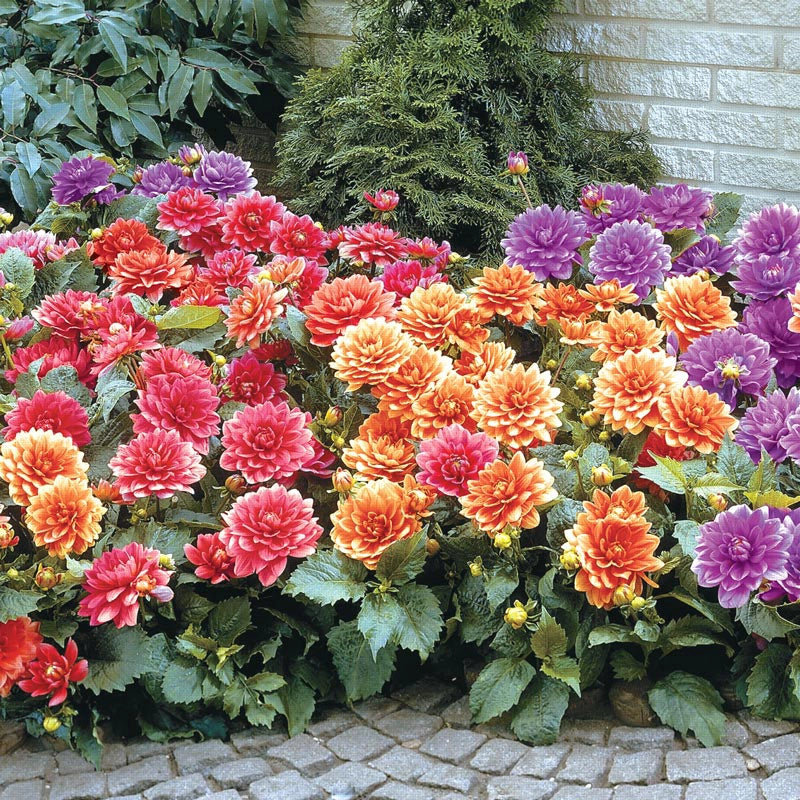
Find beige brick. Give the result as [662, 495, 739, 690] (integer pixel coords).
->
[588, 99, 647, 130]
[785, 36, 800, 70]
[546, 22, 641, 58]
[648, 106, 778, 148]
[785, 117, 800, 150]
[589, 61, 711, 100]
[714, 0, 799, 25]
[584, 0, 706, 19]
[717, 70, 800, 110]
[645, 28, 774, 68]
[311, 37, 352, 68]
[718, 152, 800, 194]
[296, 0, 353, 37]
[652, 144, 715, 182]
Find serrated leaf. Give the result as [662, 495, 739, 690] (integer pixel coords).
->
[747, 643, 800, 719]
[511, 672, 569, 744]
[745, 489, 800, 509]
[635, 454, 690, 495]
[0, 587, 40, 622]
[40, 365, 92, 406]
[392, 583, 443, 660]
[737, 601, 799, 641]
[273, 674, 316, 736]
[691, 472, 743, 498]
[540, 653, 581, 694]
[162, 660, 204, 703]
[530, 608, 568, 660]
[610, 650, 647, 681]
[207, 596, 251, 646]
[375, 531, 426, 585]
[358, 593, 404, 658]
[659, 616, 733, 657]
[327, 620, 396, 702]
[482, 561, 518, 611]
[0, 247, 36, 298]
[158, 305, 222, 330]
[588, 624, 639, 646]
[247, 671, 286, 693]
[469, 657, 535, 723]
[716, 434, 756, 486]
[284, 550, 368, 605]
[705, 192, 743, 240]
[83, 626, 152, 694]
[673, 519, 701, 558]
[649, 671, 725, 746]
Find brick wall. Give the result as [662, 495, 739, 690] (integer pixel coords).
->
[293, 0, 800, 211]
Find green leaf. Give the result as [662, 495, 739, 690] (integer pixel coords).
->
[634, 455, 690, 495]
[32, 102, 70, 135]
[0, 247, 36, 298]
[470, 657, 535, 723]
[610, 650, 647, 681]
[327, 620, 396, 702]
[94, 376, 136, 422]
[15, 142, 41, 176]
[98, 19, 128, 71]
[392, 583, 443, 660]
[541, 653, 581, 694]
[162, 660, 205, 704]
[0, 587, 40, 622]
[716, 434, 756, 486]
[10, 167, 39, 214]
[746, 490, 800, 509]
[691, 472, 743, 499]
[511, 673, 569, 744]
[158, 305, 222, 330]
[40, 365, 93, 406]
[165, 0, 197, 22]
[375, 531, 426, 585]
[747, 643, 800, 719]
[737, 601, 799, 641]
[284, 550, 368, 605]
[545, 498, 583, 550]
[207, 596, 251, 646]
[666, 588, 735, 634]
[673, 519, 701, 558]
[192, 69, 213, 116]
[706, 192, 743, 240]
[588, 624, 640, 646]
[664, 227, 701, 259]
[83, 626, 152, 694]
[97, 85, 130, 120]
[1, 82, 27, 128]
[273, 674, 316, 736]
[247, 672, 286, 693]
[72, 84, 98, 133]
[357, 593, 404, 658]
[659, 616, 733, 657]
[482, 561, 518, 611]
[130, 111, 164, 148]
[648, 671, 726, 747]
[168, 64, 195, 118]
[530, 608, 568, 661]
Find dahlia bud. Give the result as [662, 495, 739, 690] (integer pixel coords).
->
[3, 283, 15, 292]
[493, 531, 513, 550]
[331, 434, 346, 449]
[225, 475, 247, 495]
[256, 270, 272, 283]
[426, 538, 440, 556]
[560, 548, 581, 571]
[613, 585, 636, 607]
[504, 601, 528, 629]
[0, 211, 13, 227]
[43, 716, 61, 733]
[131, 167, 144, 184]
[0, 523, 19, 549]
[158, 553, 176, 571]
[468, 558, 483, 577]
[406, 488, 431, 513]
[580, 410, 601, 428]
[630, 596, 647, 611]
[332, 468, 355, 493]
[579, 184, 611, 216]
[324, 406, 343, 426]
[179, 143, 205, 165]
[708, 493, 728, 512]
[574, 373, 592, 391]
[134, 507, 149, 520]
[592, 464, 614, 486]
[6, 568, 19, 579]
[507, 151, 529, 176]
[563, 450, 579, 464]
[181, 165, 192, 177]
[364, 189, 400, 212]
[213, 354, 227, 367]
[545, 359, 558, 370]
[598, 431, 611, 443]
[35, 566, 62, 591]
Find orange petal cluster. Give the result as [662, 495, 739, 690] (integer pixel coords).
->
[470, 263, 540, 325]
[225, 279, 288, 349]
[397, 283, 467, 348]
[533, 283, 594, 327]
[342, 414, 416, 482]
[411, 372, 476, 439]
[579, 280, 639, 313]
[590, 309, 664, 363]
[454, 342, 516, 386]
[656, 384, 737, 454]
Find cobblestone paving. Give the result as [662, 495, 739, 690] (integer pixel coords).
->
[2, 680, 800, 800]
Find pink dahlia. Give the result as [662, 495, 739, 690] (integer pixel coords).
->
[0, 229, 77, 269]
[220, 484, 322, 586]
[225, 352, 287, 406]
[221, 192, 286, 252]
[4, 317, 33, 342]
[380, 259, 447, 304]
[180, 222, 227, 260]
[338, 223, 407, 268]
[33, 291, 108, 338]
[184, 531, 236, 584]
[405, 236, 451, 266]
[139, 347, 212, 382]
[416, 424, 499, 497]
[78, 541, 174, 628]
[293, 260, 329, 309]
[91, 297, 160, 376]
[171, 280, 227, 308]
[270, 212, 328, 262]
[276, 436, 337, 488]
[3, 390, 90, 446]
[199, 249, 257, 292]
[132, 374, 220, 455]
[17, 639, 88, 706]
[109, 429, 206, 501]
[220, 400, 315, 484]
[6, 337, 93, 387]
[157, 187, 221, 235]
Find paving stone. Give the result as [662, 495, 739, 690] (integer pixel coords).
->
[124, 740, 171, 763]
[441, 697, 472, 728]
[352, 697, 402, 721]
[745, 733, 800, 773]
[268, 734, 335, 773]
[210, 757, 271, 789]
[723, 720, 751, 749]
[101, 743, 129, 771]
[0, 721, 27, 756]
[608, 750, 663, 784]
[613, 787, 682, 800]
[511, 744, 571, 778]
[419, 728, 486, 763]
[315, 762, 386, 796]
[392, 680, 460, 713]
[560, 719, 612, 745]
[106, 755, 173, 796]
[551, 789, 613, 800]
[55, 750, 94, 775]
[369, 746, 437, 781]
[741, 715, 798, 739]
[250, 769, 324, 800]
[685, 777, 758, 800]
[763, 767, 800, 800]
[327, 725, 394, 761]
[557, 744, 615, 784]
[0, 780, 44, 800]
[486, 775, 556, 800]
[418, 763, 479, 793]
[369, 783, 435, 800]
[375, 709, 444, 743]
[470, 739, 531, 774]
[49, 772, 108, 800]
[0, 752, 55, 783]
[205, 793, 241, 800]
[666, 747, 748, 782]
[230, 728, 286, 755]
[307, 708, 358, 738]
[143, 772, 210, 799]
[173, 740, 235, 774]
[607, 725, 677, 750]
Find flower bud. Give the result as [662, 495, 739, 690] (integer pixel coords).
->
[331, 434, 346, 449]
[225, 475, 247, 495]
[426, 538, 440, 556]
[0, 212, 13, 226]
[580, 184, 610, 215]
[613, 585, 636, 607]
[35, 566, 62, 591]
[591, 464, 614, 486]
[504, 601, 528, 629]
[468, 558, 483, 577]
[134, 507, 149, 520]
[6, 568, 19, 579]
[43, 716, 61, 733]
[324, 406, 343, 426]
[4, 283, 15, 292]
[158, 553, 176, 571]
[563, 450, 579, 464]
[560, 548, 581, 571]
[708, 493, 728, 512]
[598, 430, 611, 443]
[580, 410, 601, 428]
[131, 167, 144, 184]
[213, 354, 227, 367]
[545, 359, 558, 370]
[332, 468, 355, 493]
[493, 531, 512, 550]
[630, 596, 647, 611]
[0, 524, 19, 549]
[574, 373, 592, 391]
[364, 189, 400, 212]
[507, 151, 529, 176]
[181, 165, 192, 177]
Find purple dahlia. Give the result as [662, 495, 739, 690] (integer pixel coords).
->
[132, 162, 193, 198]
[760, 509, 800, 604]
[741, 297, 800, 388]
[579, 183, 645, 235]
[642, 183, 713, 234]
[692, 504, 791, 609]
[192, 151, 256, 200]
[734, 203, 800, 264]
[588, 220, 671, 301]
[780, 409, 800, 463]
[671, 235, 735, 277]
[681, 328, 775, 407]
[52, 156, 122, 206]
[501, 204, 588, 281]
[736, 387, 800, 464]
[731, 251, 800, 300]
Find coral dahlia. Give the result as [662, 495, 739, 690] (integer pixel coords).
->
[184, 531, 236, 584]
[656, 384, 737, 454]
[17, 639, 88, 707]
[109, 248, 193, 301]
[156, 187, 221, 235]
[226, 279, 288, 349]
[3, 390, 90, 447]
[221, 192, 286, 252]
[0, 617, 42, 697]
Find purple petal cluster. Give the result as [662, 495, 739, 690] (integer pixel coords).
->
[132, 162, 193, 197]
[681, 328, 775, 406]
[760, 509, 800, 604]
[579, 183, 645, 235]
[736, 387, 800, 464]
[501, 204, 588, 281]
[692, 504, 791, 608]
[732, 252, 800, 300]
[779, 408, 800, 462]
[642, 183, 713, 233]
[588, 220, 671, 301]
[741, 297, 800, 388]
[52, 156, 122, 206]
[192, 151, 256, 200]
[670, 235, 735, 277]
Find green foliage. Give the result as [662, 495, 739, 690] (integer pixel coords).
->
[327, 620, 397, 702]
[469, 657, 535, 723]
[82, 626, 153, 694]
[0, 0, 301, 214]
[275, 0, 660, 255]
[285, 549, 369, 605]
[747, 643, 800, 720]
[510, 672, 570, 744]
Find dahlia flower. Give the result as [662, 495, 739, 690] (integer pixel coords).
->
[760, 510, 800, 604]
[590, 309, 663, 363]
[181, 221, 227, 260]
[0, 229, 77, 269]
[6, 337, 93, 386]
[200, 249, 257, 292]
[397, 283, 466, 349]
[692, 505, 791, 608]
[225, 279, 288, 349]
[157, 187, 220, 235]
[579, 279, 639, 312]
[192, 150, 257, 199]
[733, 203, 800, 269]
[0, 617, 42, 697]
[656, 384, 737, 454]
[642, 183, 713, 233]
[110, 429, 206, 500]
[380, 259, 446, 303]
[671, 236, 736, 277]
[454, 342, 516, 386]
[226, 352, 287, 406]
[736, 388, 800, 464]
[364, 189, 400, 211]
[411, 372, 477, 440]
[741, 298, 800, 388]
[132, 162, 192, 197]
[470, 263, 539, 325]
[338, 223, 407, 268]
[779, 409, 800, 463]
[342, 414, 416, 482]
[404, 236, 451, 266]
[52, 155, 120, 206]
[222, 192, 286, 252]
[534, 282, 595, 327]
[33, 290, 108, 336]
[91, 296, 160, 376]
[270, 212, 327, 262]
[185, 531, 236, 584]
[501, 204, 588, 281]
[221, 485, 322, 586]
[87, 218, 161, 268]
[109, 248, 193, 301]
[78, 542, 174, 627]
[3, 390, 90, 446]
[17, 639, 88, 706]
[579, 183, 645, 235]
[139, 347, 212, 382]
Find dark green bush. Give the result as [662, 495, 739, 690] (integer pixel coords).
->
[0, 0, 301, 215]
[275, 0, 661, 255]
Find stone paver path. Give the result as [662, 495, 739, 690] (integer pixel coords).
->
[2, 680, 800, 799]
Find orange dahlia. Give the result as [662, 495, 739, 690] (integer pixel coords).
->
[446, 302, 490, 353]
[460, 452, 557, 534]
[0, 429, 89, 507]
[454, 342, 516, 386]
[789, 284, 800, 333]
[592, 349, 686, 435]
[533, 283, 594, 327]
[25, 476, 106, 558]
[397, 283, 467, 348]
[472, 363, 563, 449]
[371, 345, 452, 419]
[655, 274, 736, 351]
[579, 280, 639, 313]
[656, 384, 737, 454]
[225, 279, 288, 349]
[577, 486, 649, 526]
[342, 414, 416, 482]
[331, 478, 421, 567]
[590, 309, 664, 363]
[411, 371, 477, 439]
[559, 319, 601, 347]
[331, 317, 415, 391]
[470, 263, 540, 325]
[109, 248, 193, 302]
